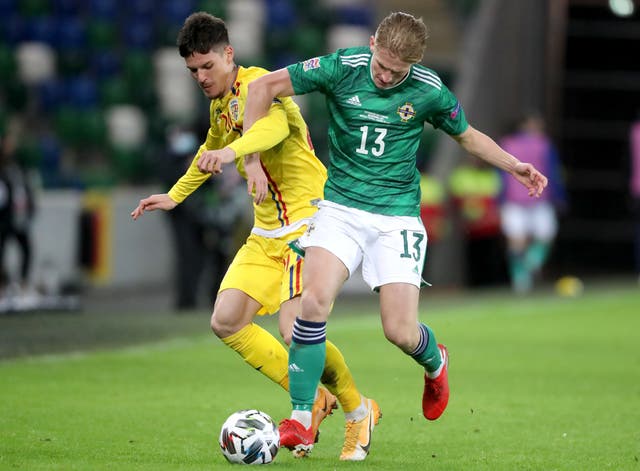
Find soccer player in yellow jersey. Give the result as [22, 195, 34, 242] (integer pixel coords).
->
[131, 12, 374, 458]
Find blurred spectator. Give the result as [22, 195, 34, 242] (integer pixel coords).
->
[630, 113, 640, 283]
[0, 125, 37, 300]
[159, 123, 245, 310]
[449, 160, 505, 287]
[498, 113, 566, 293]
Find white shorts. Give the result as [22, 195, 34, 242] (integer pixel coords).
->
[297, 200, 428, 290]
[500, 202, 557, 241]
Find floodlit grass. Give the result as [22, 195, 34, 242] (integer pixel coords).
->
[1, 285, 639, 470]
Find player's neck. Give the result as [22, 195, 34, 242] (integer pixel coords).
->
[226, 64, 239, 94]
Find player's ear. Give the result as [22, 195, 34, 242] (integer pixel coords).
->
[369, 35, 376, 52]
[224, 45, 234, 64]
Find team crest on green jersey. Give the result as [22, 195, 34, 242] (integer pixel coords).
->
[397, 102, 416, 122]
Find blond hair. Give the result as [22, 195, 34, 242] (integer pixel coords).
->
[374, 12, 428, 63]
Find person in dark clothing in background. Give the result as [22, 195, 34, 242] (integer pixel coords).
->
[630, 113, 640, 283]
[0, 128, 36, 299]
[160, 123, 245, 310]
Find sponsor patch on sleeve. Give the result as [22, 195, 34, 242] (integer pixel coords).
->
[450, 102, 461, 119]
[302, 57, 320, 71]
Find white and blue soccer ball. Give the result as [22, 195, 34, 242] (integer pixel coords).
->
[219, 409, 280, 465]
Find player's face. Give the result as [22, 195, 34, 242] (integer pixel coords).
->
[185, 46, 235, 99]
[369, 36, 412, 89]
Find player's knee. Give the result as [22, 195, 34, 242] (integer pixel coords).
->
[210, 310, 242, 338]
[300, 290, 331, 321]
[279, 328, 292, 346]
[383, 326, 414, 351]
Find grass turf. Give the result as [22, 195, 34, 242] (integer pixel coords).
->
[1, 284, 639, 470]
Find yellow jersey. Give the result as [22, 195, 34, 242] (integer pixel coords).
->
[168, 66, 326, 235]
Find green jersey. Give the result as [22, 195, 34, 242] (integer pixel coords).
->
[287, 46, 468, 216]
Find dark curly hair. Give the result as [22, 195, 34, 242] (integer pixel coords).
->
[177, 12, 229, 58]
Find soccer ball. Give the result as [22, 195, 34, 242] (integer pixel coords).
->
[219, 409, 280, 465]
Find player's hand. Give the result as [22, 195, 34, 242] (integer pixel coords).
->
[244, 154, 268, 205]
[131, 193, 177, 220]
[197, 148, 236, 174]
[512, 162, 548, 198]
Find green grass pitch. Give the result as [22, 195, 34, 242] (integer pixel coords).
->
[1, 285, 639, 470]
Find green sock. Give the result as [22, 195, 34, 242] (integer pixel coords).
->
[289, 340, 325, 411]
[525, 241, 550, 272]
[410, 323, 442, 374]
[509, 250, 531, 293]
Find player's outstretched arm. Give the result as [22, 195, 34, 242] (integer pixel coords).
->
[131, 193, 178, 220]
[510, 162, 548, 198]
[244, 68, 296, 132]
[452, 125, 548, 197]
[197, 147, 236, 175]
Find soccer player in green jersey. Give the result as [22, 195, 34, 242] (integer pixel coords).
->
[199, 11, 548, 461]
[132, 12, 375, 461]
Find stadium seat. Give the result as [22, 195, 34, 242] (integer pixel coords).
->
[227, 0, 265, 26]
[27, 15, 58, 45]
[264, 29, 292, 57]
[1, 13, 26, 45]
[52, 0, 82, 16]
[123, 18, 155, 50]
[154, 47, 199, 120]
[99, 76, 131, 107]
[290, 26, 326, 59]
[197, 0, 225, 18]
[78, 108, 107, 146]
[52, 107, 106, 149]
[122, 51, 151, 83]
[0, 0, 17, 18]
[19, 0, 50, 17]
[0, 44, 17, 85]
[0, 108, 6, 134]
[54, 105, 84, 146]
[4, 80, 28, 112]
[37, 78, 66, 113]
[15, 139, 42, 168]
[57, 48, 87, 77]
[16, 41, 56, 85]
[129, 0, 154, 16]
[105, 104, 148, 149]
[121, 52, 157, 110]
[38, 134, 62, 175]
[66, 75, 99, 109]
[87, 0, 118, 19]
[270, 51, 299, 71]
[155, 22, 183, 48]
[161, 0, 195, 26]
[228, 20, 264, 62]
[87, 19, 117, 50]
[56, 15, 87, 50]
[265, 0, 297, 30]
[327, 24, 370, 51]
[332, 5, 373, 26]
[109, 145, 147, 182]
[90, 49, 121, 78]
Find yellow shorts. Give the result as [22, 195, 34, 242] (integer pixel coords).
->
[219, 228, 305, 315]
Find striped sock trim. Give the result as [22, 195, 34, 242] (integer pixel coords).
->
[410, 323, 429, 357]
[292, 317, 326, 345]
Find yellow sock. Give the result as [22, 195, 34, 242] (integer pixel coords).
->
[321, 340, 362, 413]
[221, 323, 289, 390]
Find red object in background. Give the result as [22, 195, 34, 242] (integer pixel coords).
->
[451, 195, 500, 239]
[420, 203, 447, 243]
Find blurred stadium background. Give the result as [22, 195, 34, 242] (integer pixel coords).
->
[0, 0, 639, 312]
